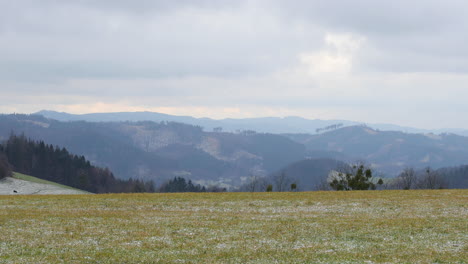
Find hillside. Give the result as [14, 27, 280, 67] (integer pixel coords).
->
[0, 134, 155, 193]
[36, 110, 468, 136]
[3, 114, 468, 187]
[34, 110, 357, 134]
[0, 114, 306, 188]
[0, 172, 89, 195]
[285, 126, 468, 175]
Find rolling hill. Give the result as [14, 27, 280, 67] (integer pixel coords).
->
[0, 114, 306, 188]
[35, 110, 468, 136]
[2, 114, 468, 189]
[285, 125, 468, 175]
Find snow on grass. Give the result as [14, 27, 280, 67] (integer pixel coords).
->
[0, 190, 466, 263]
[0, 174, 89, 195]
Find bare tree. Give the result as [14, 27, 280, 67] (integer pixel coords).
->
[417, 167, 447, 189]
[246, 173, 259, 192]
[274, 171, 292, 192]
[257, 177, 271, 192]
[315, 177, 332, 191]
[238, 174, 270, 192]
[396, 167, 417, 190]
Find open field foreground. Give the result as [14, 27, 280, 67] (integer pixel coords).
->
[0, 190, 467, 263]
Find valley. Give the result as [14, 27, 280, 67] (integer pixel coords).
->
[1, 113, 468, 190]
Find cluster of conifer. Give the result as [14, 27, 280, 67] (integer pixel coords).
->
[0, 152, 12, 179]
[158, 177, 206, 192]
[0, 134, 155, 193]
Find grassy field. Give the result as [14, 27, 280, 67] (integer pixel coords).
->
[0, 190, 466, 263]
[12, 172, 90, 193]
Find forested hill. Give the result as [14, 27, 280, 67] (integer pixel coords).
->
[0, 134, 155, 193]
[285, 125, 468, 175]
[2, 114, 468, 190]
[0, 114, 306, 188]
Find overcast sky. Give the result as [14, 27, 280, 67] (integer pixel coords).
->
[1, 0, 468, 129]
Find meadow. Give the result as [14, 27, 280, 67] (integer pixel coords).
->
[0, 190, 466, 263]
[11, 172, 89, 192]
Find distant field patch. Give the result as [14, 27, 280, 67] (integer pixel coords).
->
[0, 190, 466, 263]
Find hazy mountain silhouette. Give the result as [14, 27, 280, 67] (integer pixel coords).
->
[285, 125, 468, 175]
[35, 110, 468, 136]
[3, 114, 468, 189]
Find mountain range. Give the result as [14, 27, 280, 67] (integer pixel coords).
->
[284, 126, 468, 175]
[1, 112, 468, 190]
[35, 110, 468, 136]
[0, 114, 305, 189]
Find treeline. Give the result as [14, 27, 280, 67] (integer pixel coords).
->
[159, 177, 226, 193]
[0, 134, 155, 193]
[391, 166, 468, 189]
[159, 177, 206, 192]
[239, 160, 468, 192]
[436, 165, 468, 188]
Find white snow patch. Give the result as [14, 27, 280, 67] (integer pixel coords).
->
[0, 177, 88, 195]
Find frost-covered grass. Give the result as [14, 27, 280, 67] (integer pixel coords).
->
[0, 190, 466, 263]
[12, 172, 90, 193]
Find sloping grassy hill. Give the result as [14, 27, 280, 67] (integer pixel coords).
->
[0, 172, 91, 195]
[0, 190, 466, 263]
[12, 172, 90, 193]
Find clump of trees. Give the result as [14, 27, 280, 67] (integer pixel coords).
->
[437, 165, 468, 188]
[329, 162, 383, 191]
[159, 177, 206, 193]
[158, 176, 226, 192]
[395, 167, 417, 190]
[394, 167, 447, 189]
[240, 171, 298, 192]
[315, 123, 343, 133]
[0, 134, 155, 193]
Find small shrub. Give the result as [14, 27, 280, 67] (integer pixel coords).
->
[290, 183, 297, 191]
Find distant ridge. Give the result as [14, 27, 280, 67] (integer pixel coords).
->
[286, 125, 468, 175]
[2, 113, 468, 187]
[34, 110, 468, 136]
[1, 114, 307, 188]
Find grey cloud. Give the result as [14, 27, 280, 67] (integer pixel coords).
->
[271, 0, 468, 73]
[0, 0, 322, 82]
[67, 0, 241, 14]
[1, 0, 468, 129]
[272, 0, 467, 34]
[3, 0, 468, 84]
